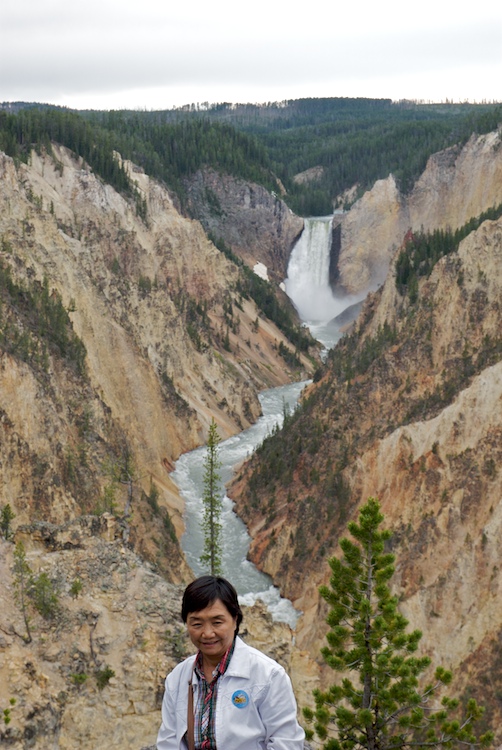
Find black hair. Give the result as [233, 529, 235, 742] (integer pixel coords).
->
[181, 575, 243, 634]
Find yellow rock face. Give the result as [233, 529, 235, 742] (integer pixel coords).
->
[337, 131, 502, 294]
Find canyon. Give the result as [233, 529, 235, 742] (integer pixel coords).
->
[231, 131, 502, 738]
[0, 142, 315, 747]
[1, 125, 502, 747]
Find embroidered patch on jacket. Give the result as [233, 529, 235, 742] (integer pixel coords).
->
[231, 690, 250, 708]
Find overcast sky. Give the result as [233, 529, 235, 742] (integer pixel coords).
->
[1, 0, 501, 110]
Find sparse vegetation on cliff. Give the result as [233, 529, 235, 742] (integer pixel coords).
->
[395, 204, 502, 300]
[209, 232, 317, 358]
[0, 503, 15, 540]
[0, 258, 87, 376]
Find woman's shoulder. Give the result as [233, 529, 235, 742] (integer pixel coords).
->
[234, 637, 286, 674]
[166, 652, 196, 684]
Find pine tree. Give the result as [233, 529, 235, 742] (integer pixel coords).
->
[303, 498, 493, 750]
[31, 572, 59, 619]
[0, 503, 15, 540]
[12, 542, 33, 644]
[200, 418, 223, 575]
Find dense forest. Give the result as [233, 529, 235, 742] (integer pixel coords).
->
[1, 98, 501, 216]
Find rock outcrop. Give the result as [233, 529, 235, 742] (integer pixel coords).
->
[0, 519, 301, 750]
[184, 168, 304, 281]
[336, 130, 502, 293]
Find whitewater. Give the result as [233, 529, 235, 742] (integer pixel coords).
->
[177, 381, 308, 628]
[285, 215, 365, 349]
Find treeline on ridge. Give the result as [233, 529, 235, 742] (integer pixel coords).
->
[248, 100, 502, 215]
[85, 98, 502, 215]
[85, 111, 277, 200]
[1, 99, 500, 218]
[0, 108, 132, 196]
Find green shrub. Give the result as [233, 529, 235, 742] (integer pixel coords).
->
[70, 578, 83, 599]
[31, 572, 59, 619]
[95, 665, 115, 691]
[0, 503, 15, 540]
[70, 672, 88, 687]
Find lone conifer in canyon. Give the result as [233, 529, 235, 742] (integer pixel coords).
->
[200, 418, 223, 575]
[303, 498, 494, 750]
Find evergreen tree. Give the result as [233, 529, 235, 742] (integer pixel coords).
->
[12, 542, 33, 644]
[31, 572, 59, 619]
[303, 498, 493, 750]
[0, 503, 15, 540]
[200, 418, 223, 575]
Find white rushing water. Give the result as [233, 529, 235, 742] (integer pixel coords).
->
[285, 215, 365, 349]
[177, 381, 308, 628]
[285, 216, 336, 321]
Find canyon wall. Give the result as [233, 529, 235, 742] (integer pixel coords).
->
[0, 144, 315, 747]
[2, 128, 501, 746]
[231, 212, 502, 738]
[336, 130, 502, 293]
[0, 145, 315, 575]
[184, 168, 304, 281]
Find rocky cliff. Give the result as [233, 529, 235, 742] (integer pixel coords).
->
[2, 128, 501, 746]
[0, 519, 300, 749]
[0, 145, 315, 567]
[184, 168, 304, 282]
[336, 130, 502, 294]
[0, 143, 316, 747]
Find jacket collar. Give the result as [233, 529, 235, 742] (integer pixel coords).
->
[224, 636, 252, 679]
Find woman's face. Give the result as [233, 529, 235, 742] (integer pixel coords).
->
[186, 598, 237, 666]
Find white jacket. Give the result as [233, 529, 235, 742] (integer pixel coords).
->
[157, 636, 305, 749]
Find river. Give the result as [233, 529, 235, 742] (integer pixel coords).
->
[176, 380, 308, 628]
[176, 215, 361, 627]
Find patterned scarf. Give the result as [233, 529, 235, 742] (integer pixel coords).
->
[192, 638, 236, 750]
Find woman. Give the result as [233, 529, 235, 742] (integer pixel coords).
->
[157, 575, 305, 749]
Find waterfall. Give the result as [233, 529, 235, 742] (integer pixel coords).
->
[175, 218, 364, 625]
[285, 216, 338, 321]
[285, 215, 364, 349]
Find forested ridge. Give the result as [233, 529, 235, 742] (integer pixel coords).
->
[230, 98, 502, 214]
[86, 97, 502, 214]
[1, 98, 500, 216]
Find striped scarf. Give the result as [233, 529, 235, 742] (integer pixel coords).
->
[192, 638, 236, 750]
